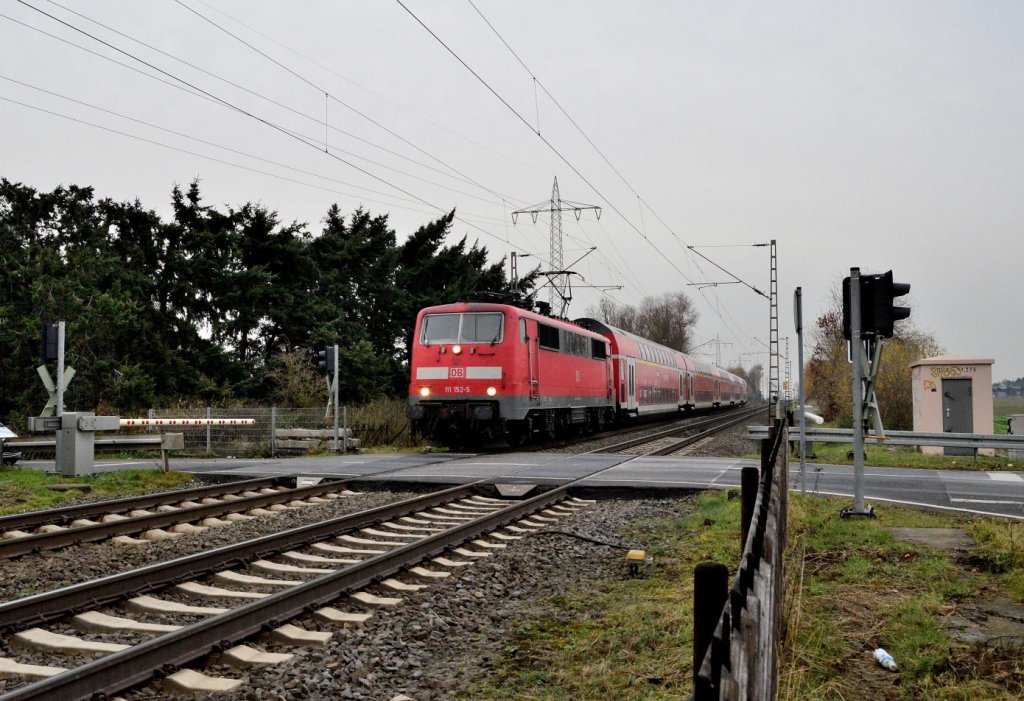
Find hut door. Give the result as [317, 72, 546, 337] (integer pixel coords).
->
[942, 378, 972, 456]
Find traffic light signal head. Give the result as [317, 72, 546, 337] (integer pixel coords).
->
[842, 270, 910, 340]
[871, 270, 911, 338]
[41, 322, 59, 364]
[316, 346, 336, 374]
[841, 275, 871, 340]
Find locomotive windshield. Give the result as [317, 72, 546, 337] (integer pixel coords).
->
[421, 312, 504, 345]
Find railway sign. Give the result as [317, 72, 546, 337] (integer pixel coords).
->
[36, 364, 75, 418]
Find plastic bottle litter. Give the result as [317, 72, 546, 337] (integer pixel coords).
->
[873, 648, 898, 672]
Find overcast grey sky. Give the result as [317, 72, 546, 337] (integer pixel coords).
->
[3, 1, 1022, 383]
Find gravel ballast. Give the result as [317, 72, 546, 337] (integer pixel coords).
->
[138, 495, 701, 701]
[1, 426, 754, 699]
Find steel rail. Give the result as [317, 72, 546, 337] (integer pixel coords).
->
[0, 484, 566, 701]
[0, 485, 473, 633]
[522, 406, 742, 453]
[0, 477, 283, 532]
[598, 405, 763, 454]
[0, 478, 359, 560]
[647, 407, 765, 456]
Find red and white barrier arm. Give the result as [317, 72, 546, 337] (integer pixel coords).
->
[119, 418, 256, 428]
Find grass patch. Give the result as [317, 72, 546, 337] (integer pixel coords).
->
[0, 467, 194, 515]
[781, 494, 1024, 700]
[465, 491, 1024, 699]
[806, 442, 1016, 470]
[468, 491, 743, 699]
[995, 397, 1024, 436]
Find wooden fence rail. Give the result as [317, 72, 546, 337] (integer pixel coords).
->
[692, 415, 789, 700]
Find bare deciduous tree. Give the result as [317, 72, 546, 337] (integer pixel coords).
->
[585, 291, 698, 351]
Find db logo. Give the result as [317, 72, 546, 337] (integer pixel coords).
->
[450, 367, 465, 378]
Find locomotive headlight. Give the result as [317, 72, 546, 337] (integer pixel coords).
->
[486, 386, 497, 396]
[419, 387, 431, 397]
[452, 344, 462, 355]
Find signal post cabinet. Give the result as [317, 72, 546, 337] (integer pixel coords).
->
[909, 355, 994, 456]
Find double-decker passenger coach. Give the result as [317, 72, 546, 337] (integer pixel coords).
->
[407, 302, 615, 447]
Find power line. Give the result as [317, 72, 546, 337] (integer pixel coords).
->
[5, 10, 499, 208]
[0, 94, 438, 216]
[170, 0, 524, 208]
[172, 0, 323, 94]
[0, 11, 215, 106]
[686, 245, 768, 299]
[467, 0, 736, 305]
[0, 73, 427, 208]
[38, 0, 521, 204]
[14, 0, 525, 252]
[394, 0, 761, 333]
[467, 0, 640, 197]
[188, 0, 551, 179]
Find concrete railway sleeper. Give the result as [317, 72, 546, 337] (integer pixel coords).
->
[0, 485, 595, 700]
[0, 479, 368, 560]
[0, 477, 285, 534]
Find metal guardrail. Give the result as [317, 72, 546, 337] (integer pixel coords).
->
[747, 426, 1024, 450]
[692, 418, 788, 699]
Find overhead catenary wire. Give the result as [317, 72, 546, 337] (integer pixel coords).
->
[0, 94, 444, 218]
[467, 0, 734, 294]
[169, 0, 524, 208]
[37, 0, 525, 206]
[2, 11, 499, 209]
[188, 0, 551, 179]
[392, 1, 663, 242]
[13, 0, 527, 253]
[395, 0, 763, 342]
[686, 245, 768, 299]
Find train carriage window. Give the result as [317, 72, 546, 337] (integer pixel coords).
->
[538, 323, 560, 351]
[520, 319, 528, 343]
[591, 339, 607, 359]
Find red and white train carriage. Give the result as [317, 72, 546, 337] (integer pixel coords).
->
[407, 302, 747, 446]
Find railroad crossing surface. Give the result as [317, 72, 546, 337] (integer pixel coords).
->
[24, 452, 1022, 520]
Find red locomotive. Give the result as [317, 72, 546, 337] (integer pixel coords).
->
[407, 302, 748, 447]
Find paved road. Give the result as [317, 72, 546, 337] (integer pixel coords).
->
[17, 452, 1024, 520]
[33, 451, 1019, 521]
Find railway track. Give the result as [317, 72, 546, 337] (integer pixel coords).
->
[525, 404, 761, 454]
[0, 477, 367, 560]
[595, 405, 765, 456]
[0, 483, 595, 699]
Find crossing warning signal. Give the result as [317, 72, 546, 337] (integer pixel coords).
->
[842, 270, 911, 340]
[316, 346, 335, 374]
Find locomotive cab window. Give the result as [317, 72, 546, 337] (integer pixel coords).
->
[421, 312, 504, 345]
[462, 313, 503, 343]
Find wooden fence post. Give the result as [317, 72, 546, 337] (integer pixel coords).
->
[693, 562, 729, 689]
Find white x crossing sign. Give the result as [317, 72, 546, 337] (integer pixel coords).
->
[37, 364, 76, 417]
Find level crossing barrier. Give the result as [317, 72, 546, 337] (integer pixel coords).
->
[11, 407, 376, 464]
